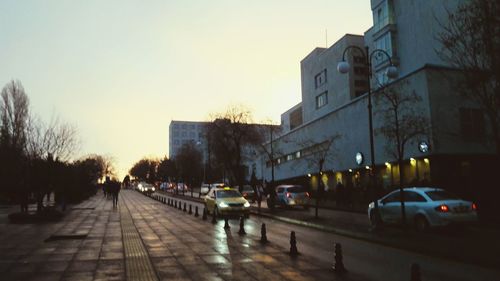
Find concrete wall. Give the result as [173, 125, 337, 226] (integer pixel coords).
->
[300, 35, 365, 124]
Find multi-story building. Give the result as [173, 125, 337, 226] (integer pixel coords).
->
[256, 0, 495, 212]
[169, 120, 209, 160]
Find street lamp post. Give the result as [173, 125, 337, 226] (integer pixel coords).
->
[337, 46, 397, 226]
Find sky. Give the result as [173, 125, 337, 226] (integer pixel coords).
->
[0, 0, 373, 179]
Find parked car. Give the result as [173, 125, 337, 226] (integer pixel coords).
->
[368, 187, 478, 231]
[271, 184, 310, 209]
[176, 183, 189, 192]
[204, 186, 250, 218]
[200, 183, 225, 195]
[240, 185, 256, 202]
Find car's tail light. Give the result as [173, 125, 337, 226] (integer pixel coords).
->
[306, 192, 310, 197]
[435, 204, 450, 212]
[286, 192, 291, 198]
[471, 203, 477, 211]
[243, 192, 248, 197]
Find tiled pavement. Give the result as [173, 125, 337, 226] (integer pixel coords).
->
[0, 190, 352, 281]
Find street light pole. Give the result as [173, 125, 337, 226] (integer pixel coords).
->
[337, 46, 398, 226]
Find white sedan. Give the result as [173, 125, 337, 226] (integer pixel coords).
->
[368, 187, 478, 231]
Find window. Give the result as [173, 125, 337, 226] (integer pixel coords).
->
[174, 140, 180, 145]
[316, 91, 328, 109]
[181, 131, 187, 137]
[372, 0, 393, 32]
[382, 191, 400, 203]
[295, 151, 301, 158]
[404, 191, 427, 202]
[354, 80, 368, 87]
[314, 69, 327, 88]
[286, 154, 293, 161]
[173, 131, 179, 137]
[459, 108, 485, 140]
[374, 32, 393, 63]
[182, 124, 187, 129]
[189, 132, 195, 138]
[354, 66, 368, 75]
[353, 56, 365, 64]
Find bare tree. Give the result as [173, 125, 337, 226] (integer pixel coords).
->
[254, 120, 282, 192]
[175, 142, 203, 195]
[375, 81, 430, 227]
[437, 0, 500, 160]
[1, 80, 29, 152]
[206, 105, 261, 190]
[297, 134, 341, 218]
[26, 114, 80, 162]
[0, 80, 30, 209]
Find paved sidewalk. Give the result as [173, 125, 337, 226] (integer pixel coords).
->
[0, 190, 364, 281]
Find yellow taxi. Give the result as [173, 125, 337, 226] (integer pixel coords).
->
[204, 187, 251, 218]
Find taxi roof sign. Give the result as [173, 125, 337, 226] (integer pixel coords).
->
[223, 187, 231, 190]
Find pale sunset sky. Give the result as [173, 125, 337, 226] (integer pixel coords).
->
[0, 1, 372, 179]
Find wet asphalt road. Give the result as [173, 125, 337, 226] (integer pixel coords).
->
[1, 190, 499, 281]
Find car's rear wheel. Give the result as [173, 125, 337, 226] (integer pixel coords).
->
[415, 215, 429, 232]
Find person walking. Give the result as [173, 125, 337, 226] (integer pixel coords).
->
[111, 181, 120, 208]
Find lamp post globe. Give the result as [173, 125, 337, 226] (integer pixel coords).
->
[337, 61, 350, 74]
[386, 66, 398, 79]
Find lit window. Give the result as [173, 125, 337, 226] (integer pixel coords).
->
[295, 151, 301, 158]
[287, 154, 293, 161]
[316, 91, 328, 109]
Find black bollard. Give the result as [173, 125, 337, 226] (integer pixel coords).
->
[179, 201, 182, 210]
[202, 208, 208, 220]
[238, 216, 246, 235]
[410, 263, 421, 281]
[224, 218, 230, 229]
[290, 231, 298, 256]
[211, 209, 216, 224]
[189, 205, 192, 214]
[333, 243, 347, 274]
[174, 200, 177, 208]
[183, 202, 187, 212]
[194, 206, 199, 217]
[260, 223, 268, 244]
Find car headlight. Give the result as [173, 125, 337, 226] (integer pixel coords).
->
[368, 202, 374, 209]
[219, 202, 229, 208]
[244, 201, 250, 208]
[152, 187, 155, 191]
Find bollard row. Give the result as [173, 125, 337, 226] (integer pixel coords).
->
[153, 194, 422, 280]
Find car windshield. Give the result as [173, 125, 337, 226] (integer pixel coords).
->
[216, 190, 242, 198]
[287, 186, 306, 193]
[425, 190, 460, 201]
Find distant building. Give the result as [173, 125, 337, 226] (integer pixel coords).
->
[169, 120, 209, 160]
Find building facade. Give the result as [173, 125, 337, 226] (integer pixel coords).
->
[169, 120, 209, 160]
[255, 0, 495, 211]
